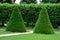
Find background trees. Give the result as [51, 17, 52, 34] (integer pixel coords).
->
[21, 0, 36, 4]
[42, 0, 60, 3]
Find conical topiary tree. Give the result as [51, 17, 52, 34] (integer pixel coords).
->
[34, 7, 54, 34]
[6, 6, 26, 32]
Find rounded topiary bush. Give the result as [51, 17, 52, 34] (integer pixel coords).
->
[6, 6, 26, 32]
[34, 7, 54, 34]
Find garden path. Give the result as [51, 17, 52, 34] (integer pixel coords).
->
[0, 30, 60, 37]
[0, 30, 33, 37]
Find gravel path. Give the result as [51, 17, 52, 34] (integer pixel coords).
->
[0, 31, 33, 37]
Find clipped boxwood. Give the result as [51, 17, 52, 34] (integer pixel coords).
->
[6, 6, 26, 32]
[34, 7, 54, 34]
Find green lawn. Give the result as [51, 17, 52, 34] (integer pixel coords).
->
[0, 27, 33, 34]
[0, 28, 12, 34]
[0, 33, 59, 40]
[0, 28, 60, 40]
[0, 28, 59, 40]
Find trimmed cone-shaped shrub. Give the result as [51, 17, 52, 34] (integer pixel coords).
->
[6, 6, 26, 32]
[34, 7, 54, 34]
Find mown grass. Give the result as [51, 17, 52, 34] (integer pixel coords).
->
[0, 27, 33, 34]
[0, 28, 12, 34]
[0, 34, 55, 40]
[0, 28, 60, 40]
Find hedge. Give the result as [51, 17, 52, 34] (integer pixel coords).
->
[0, 3, 60, 28]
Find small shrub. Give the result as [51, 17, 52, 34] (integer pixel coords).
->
[34, 7, 54, 34]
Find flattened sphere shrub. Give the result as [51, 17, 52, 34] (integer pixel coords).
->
[6, 6, 26, 32]
[34, 7, 54, 34]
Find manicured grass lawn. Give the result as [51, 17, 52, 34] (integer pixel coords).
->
[0, 28, 60, 40]
[0, 28, 12, 34]
[0, 33, 59, 40]
[55, 29, 60, 32]
[0, 27, 33, 34]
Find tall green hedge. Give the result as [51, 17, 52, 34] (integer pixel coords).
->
[0, 3, 13, 26]
[18, 4, 60, 28]
[0, 3, 60, 28]
[6, 6, 26, 32]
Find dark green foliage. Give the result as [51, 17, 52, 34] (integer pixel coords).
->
[34, 7, 54, 34]
[6, 6, 26, 32]
[42, 0, 60, 3]
[19, 4, 40, 27]
[6, 0, 16, 4]
[19, 4, 60, 28]
[0, 0, 6, 3]
[42, 0, 50, 3]
[0, 0, 3, 3]
[0, 0, 15, 3]
[21, 0, 36, 4]
[0, 3, 60, 28]
[0, 3, 13, 26]
[6, 0, 12, 3]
